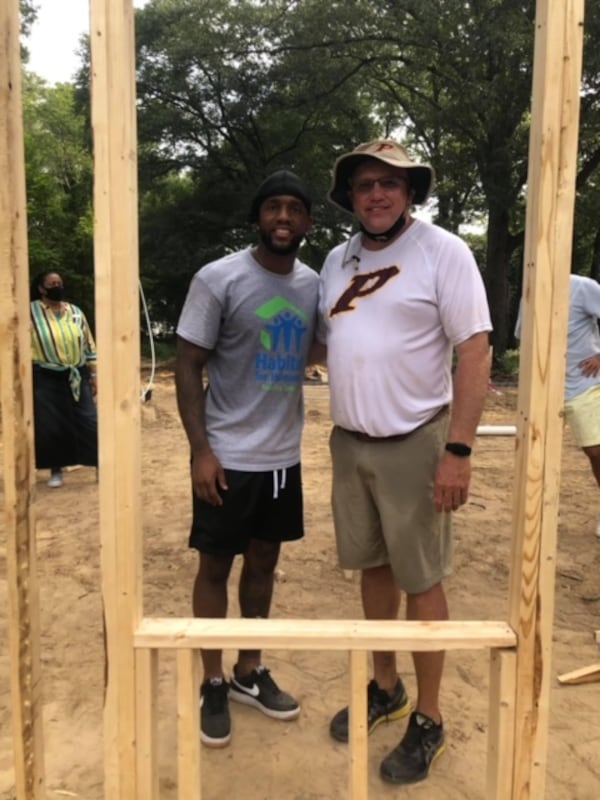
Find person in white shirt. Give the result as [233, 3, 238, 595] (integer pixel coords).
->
[315, 139, 492, 786]
[516, 273, 600, 537]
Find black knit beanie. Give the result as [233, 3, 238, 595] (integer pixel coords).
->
[249, 170, 312, 222]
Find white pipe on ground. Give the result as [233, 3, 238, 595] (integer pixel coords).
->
[476, 425, 517, 436]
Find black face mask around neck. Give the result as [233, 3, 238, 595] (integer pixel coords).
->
[360, 214, 407, 243]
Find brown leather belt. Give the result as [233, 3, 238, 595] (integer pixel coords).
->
[338, 405, 448, 444]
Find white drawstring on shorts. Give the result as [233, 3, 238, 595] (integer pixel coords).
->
[272, 468, 287, 499]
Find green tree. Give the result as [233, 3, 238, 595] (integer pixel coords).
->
[133, 0, 383, 330]
[334, 0, 534, 357]
[573, 6, 600, 282]
[348, 0, 600, 355]
[67, 0, 600, 346]
[23, 74, 95, 322]
[20, 0, 38, 51]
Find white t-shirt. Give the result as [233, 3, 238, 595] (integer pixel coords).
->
[318, 219, 492, 436]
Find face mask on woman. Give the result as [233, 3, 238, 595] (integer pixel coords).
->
[44, 286, 65, 302]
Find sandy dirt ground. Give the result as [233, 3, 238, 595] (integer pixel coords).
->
[1, 371, 600, 800]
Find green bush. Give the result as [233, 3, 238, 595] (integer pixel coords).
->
[496, 349, 520, 378]
[141, 335, 177, 363]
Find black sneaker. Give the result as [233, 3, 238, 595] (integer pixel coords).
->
[200, 679, 231, 748]
[229, 665, 300, 720]
[380, 711, 445, 784]
[329, 678, 410, 743]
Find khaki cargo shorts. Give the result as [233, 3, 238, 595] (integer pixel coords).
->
[329, 410, 452, 594]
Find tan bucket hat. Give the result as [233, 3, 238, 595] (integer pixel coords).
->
[328, 139, 435, 213]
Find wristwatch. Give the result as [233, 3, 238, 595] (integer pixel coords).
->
[445, 442, 472, 457]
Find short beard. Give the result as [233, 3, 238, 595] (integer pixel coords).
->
[258, 228, 304, 255]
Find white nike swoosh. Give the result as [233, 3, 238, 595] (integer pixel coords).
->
[236, 681, 260, 697]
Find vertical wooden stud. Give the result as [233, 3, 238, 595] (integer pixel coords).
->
[508, 1, 584, 798]
[349, 650, 368, 800]
[136, 648, 159, 800]
[487, 650, 517, 800]
[177, 650, 202, 800]
[0, 0, 45, 797]
[90, 0, 142, 797]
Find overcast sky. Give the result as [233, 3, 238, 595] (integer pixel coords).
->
[27, 1, 146, 85]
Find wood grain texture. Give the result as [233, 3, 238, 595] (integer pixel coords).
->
[508, 1, 585, 798]
[90, 1, 142, 797]
[1, 0, 45, 796]
[134, 618, 517, 651]
[349, 651, 368, 800]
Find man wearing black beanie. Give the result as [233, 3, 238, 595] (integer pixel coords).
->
[175, 170, 317, 748]
[249, 170, 313, 224]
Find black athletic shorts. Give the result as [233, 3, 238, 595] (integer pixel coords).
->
[189, 463, 304, 556]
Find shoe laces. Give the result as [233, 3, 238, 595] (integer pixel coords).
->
[367, 679, 395, 711]
[403, 713, 439, 754]
[254, 666, 280, 694]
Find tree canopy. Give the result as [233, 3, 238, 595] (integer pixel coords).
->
[21, 0, 600, 358]
[23, 74, 95, 322]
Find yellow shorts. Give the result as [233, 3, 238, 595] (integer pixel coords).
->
[564, 384, 600, 447]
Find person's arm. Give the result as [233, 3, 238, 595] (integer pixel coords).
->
[81, 311, 98, 395]
[175, 335, 227, 506]
[433, 331, 491, 513]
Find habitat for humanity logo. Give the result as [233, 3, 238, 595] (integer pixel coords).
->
[255, 296, 308, 392]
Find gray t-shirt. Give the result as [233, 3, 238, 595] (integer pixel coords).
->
[564, 274, 600, 401]
[177, 248, 319, 470]
[515, 274, 600, 401]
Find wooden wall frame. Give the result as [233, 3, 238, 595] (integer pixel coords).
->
[0, 0, 585, 797]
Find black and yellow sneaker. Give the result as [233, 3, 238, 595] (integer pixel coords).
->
[329, 678, 410, 743]
[380, 711, 445, 784]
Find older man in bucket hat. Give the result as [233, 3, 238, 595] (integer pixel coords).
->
[316, 140, 492, 785]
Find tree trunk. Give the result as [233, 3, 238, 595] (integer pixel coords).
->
[485, 205, 512, 361]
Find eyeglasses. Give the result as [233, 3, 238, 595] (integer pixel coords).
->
[351, 176, 409, 195]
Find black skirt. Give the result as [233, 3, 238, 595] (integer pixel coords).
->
[33, 365, 98, 469]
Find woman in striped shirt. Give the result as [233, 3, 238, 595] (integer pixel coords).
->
[30, 271, 98, 488]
